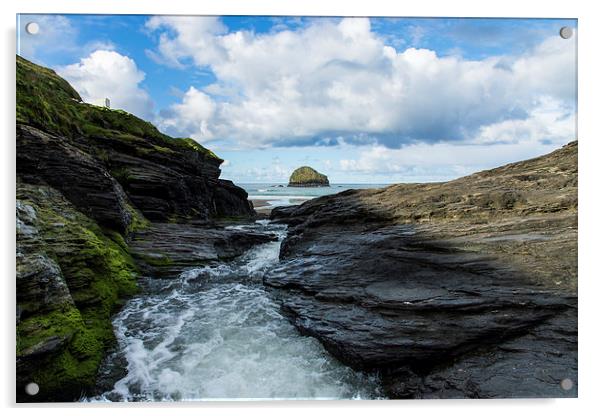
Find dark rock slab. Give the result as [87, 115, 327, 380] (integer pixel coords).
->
[129, 223, 276, 277]
[214, 179, 255, 217]
[267, 142, 577, 399]
[17, 124, 133, 232]
[266, 224, 575, 370]
[413, 311, 577, 398]
[16, 199, 74, 321]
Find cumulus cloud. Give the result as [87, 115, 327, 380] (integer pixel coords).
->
[337, 94, 575, 182]
[338, 139, 567, 183]
[146, 17, 576, 151]
[158, 87, 216, 140]
[57, 50, 154, 119]
[473, 97, 575, 145]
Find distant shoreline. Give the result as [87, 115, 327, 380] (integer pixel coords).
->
[245, 183, 391, 216]
[250, 197, 311, 215]
[250, 199, 274, 216]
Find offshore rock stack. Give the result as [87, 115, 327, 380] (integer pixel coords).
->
[288, 166, 330, 187]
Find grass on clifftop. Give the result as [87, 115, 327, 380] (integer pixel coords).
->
[16, 55, 220, 161]
[289, 166, 329, 185]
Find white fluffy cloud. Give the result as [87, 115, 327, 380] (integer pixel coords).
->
[473, 97, 575, 145]
[338, 139, 569, 183]
[146, 17, 576, 150]
[338, 94, 576, 181]
[57, 50, 154, 119]
[158, 87, 216, 139]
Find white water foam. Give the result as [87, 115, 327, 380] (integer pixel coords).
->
[91, 222, 381, 401]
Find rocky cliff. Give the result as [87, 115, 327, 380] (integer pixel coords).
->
[15, 55, 260, 401]
[270, 142, 577, 398]
[288, 166, 329, 187]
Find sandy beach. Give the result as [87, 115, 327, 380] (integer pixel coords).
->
[250, 197, 312, 216]
[250, 199, 274, 215]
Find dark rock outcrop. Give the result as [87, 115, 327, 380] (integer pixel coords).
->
[16, 55, 254, 224]
[15, 55, 261, 402]
[129, 223, 276, 277]
[17, 183, 139, 402]
[288, 166, 329, 187]
[268, 142, 577, 398]
[17, 124, 134, 232]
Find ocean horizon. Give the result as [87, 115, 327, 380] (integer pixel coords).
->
[240, 183, 390, 208]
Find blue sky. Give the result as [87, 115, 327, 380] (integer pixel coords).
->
[18, 15, 577, 183]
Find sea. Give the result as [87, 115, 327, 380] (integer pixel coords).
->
[240, 183, 390, 208]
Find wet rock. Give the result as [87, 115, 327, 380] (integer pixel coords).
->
[15, 56, 260, 402]
[267, 142, 578, 398]
[415, 311, 577, 398]
[214, 179, 255, 218]
[17, 124, 133, 232]
[16, 199, 74, 322]
[99, 141, 254, 222]
[16, 183, 139, 402]
[19, 335, 72, 358]
[129, 223, 277, 277]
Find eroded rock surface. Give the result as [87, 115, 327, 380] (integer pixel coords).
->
[16, 183, 139, 402]
[15, 55, 260, 401]
[17, 55, 254, 226]
[129, 223, 276, 277]
[268, 142, 577, 398]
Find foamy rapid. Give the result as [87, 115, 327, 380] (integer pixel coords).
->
[89, 221, 381, 401]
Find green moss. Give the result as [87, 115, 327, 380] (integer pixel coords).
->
[138, 252, 173, 267]
[136, 144, 179, 157]
[172, 137, 221, 160]
[28, 348, 100, 401]
[16, 306, 105, 399]
[17, 307, 81, 355]
[94, 148, 110, 164]
[110, 167, 134, 184]
[288, 166, 329, 186]
[16, 184, 140, 399]
[70, 328, 103, 359]
[17, 55, 222, 161]
[123, 202, 150, 234]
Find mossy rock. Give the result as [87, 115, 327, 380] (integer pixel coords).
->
[16, 55, 221, 161]
[288, 166, 330, 187]
[16, 183, 139, 401]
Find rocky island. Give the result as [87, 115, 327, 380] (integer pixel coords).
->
[270, 142, 577, 398]
[288, 166, 330, 187]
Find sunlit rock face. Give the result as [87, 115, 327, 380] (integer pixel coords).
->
[270, 142, 578, 399]
[288, 166, 330, 187]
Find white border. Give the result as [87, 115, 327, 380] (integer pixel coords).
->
[2, 1, 601, 415]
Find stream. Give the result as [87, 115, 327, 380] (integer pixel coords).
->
[91, 220, 382, 401]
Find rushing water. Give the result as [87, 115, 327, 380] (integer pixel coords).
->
[91, 221, 381, 401]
